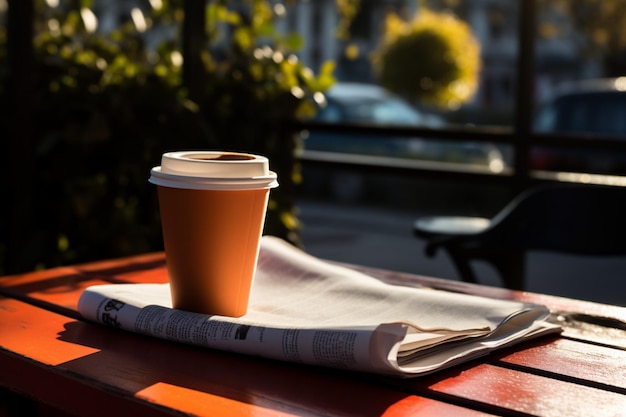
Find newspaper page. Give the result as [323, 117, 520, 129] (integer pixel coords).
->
[78, 236, 560, 377]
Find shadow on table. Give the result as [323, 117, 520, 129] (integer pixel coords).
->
[57, 320, 466, 416]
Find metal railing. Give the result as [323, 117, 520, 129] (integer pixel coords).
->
[295, 120, 626, 189]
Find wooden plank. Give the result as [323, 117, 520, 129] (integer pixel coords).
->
[0, 297, 490, 417]
[493, 338, 626, 391]
[0, 253, 167, 312]
[396, 363, 626, 417]
[0, 297, 182, 417]
[0, 252, 166, 290]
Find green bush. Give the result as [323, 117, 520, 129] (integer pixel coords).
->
[1, 1, 335, 273]
[19, 28, 210, 270]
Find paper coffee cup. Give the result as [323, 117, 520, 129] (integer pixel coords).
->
[149, 151, 278, 316]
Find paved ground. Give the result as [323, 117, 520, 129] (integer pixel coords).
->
[297, 198, 626, 307]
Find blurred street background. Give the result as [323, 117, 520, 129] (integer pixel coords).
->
[5, 1, 626, 312]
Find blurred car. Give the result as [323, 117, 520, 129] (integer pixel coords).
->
[532, 77, 626, 174]
[300, 83, 505, 202]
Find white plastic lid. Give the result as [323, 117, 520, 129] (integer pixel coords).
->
[149, 151, 278, 190]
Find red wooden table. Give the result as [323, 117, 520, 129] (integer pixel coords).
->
[1, 252, 625, 417]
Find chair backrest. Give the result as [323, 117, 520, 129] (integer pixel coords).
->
[478, 183, 626, 255]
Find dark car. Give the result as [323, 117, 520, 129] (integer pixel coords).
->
[300, 83, 505, 202]
[532, 77, 626, 174]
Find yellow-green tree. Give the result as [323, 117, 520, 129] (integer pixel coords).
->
[372, 9, 481, 110]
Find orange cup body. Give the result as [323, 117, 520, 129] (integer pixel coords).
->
[157, 186, 270, 316]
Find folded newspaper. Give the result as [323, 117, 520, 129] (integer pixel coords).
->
[78, 236, 560, 377]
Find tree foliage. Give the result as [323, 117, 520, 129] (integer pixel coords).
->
[0, 0, 356, 273]
[372, 8, 481, 109]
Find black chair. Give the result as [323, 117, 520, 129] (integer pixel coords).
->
[413, 183, 626, 290]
